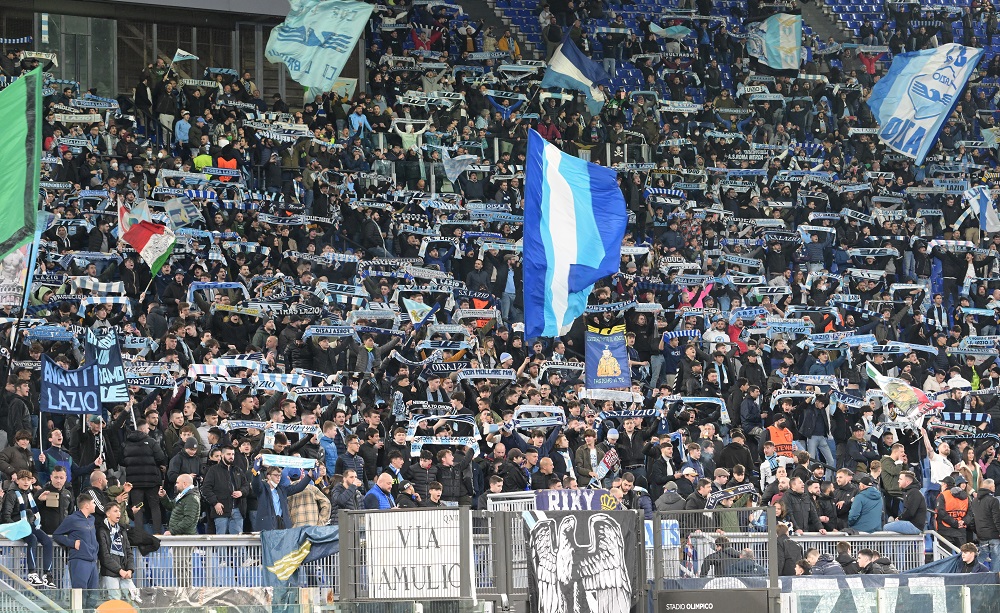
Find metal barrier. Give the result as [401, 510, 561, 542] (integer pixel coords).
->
[0, 535, 337, 591]
[0, 511, 940, 602]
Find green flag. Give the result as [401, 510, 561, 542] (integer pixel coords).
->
[0, 67, 42, 289]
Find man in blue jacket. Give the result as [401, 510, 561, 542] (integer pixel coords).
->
[252, 465, 313, 531]
[848, 474, 884, 533]
[53, 495, 99, 589]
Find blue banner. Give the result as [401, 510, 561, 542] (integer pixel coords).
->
[264, 0, 374, 91]
[40, 354, 101, 414]
[260, 525, 340, 587]
[535, 489, 614, 510]
[85, 328, 128, 404]
[585, 325, 632, 389]
[868, 43, 984, 165]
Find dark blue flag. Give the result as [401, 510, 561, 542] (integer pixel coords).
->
[585, 324, 632, 389]
[40, 354, 101, 414]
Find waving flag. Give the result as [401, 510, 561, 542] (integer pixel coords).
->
[443, 152, 478, 183]
[965, 186, 1000, 233]
[172, 48, 199, 63]
[867, 43, 983, 166]
[865, 362, 942, 424]
[265, 0, 374, 91]
[650, 24, 692, 40]
[0, 67, 42, 294]
[123, 221, 175, 273]
[402, 296, 436, 330]
[523, 129, 627, 338]
[540, 39, 612, 115]
[746, 12, 802, 75]
[118, 199, 153, 237]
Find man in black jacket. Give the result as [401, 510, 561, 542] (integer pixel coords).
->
[884, 471, 927, 535]
[857, 548, 898, 574]
[776, 523, 802, 576]
[500, 449, 529, 493]
[120, 422, 167, 534]
[971, 478, 1000, 570]
[330, 471, 363, 510]
[784, 477, 826, 534]
[716, 430, 754, 473]
[405, 450, 436, 500]
[832, 468, 858, 530]
[202, 445, 250, 534]
[436, 447, 473, 505]
[97, 502, 136, 600]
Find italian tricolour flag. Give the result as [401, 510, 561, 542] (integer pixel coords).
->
[122, 221, 175, 272]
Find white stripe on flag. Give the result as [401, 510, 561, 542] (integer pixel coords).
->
[544, 142, 577, 334]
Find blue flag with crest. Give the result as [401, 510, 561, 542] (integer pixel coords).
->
[265, 0, 374, 91]
[867, 43, 983, 166]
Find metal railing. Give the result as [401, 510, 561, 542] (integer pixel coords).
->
[0, 511, 947, 598]
[0, 535, 337, 591]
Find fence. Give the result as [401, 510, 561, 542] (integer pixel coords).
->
[0, 509, 943, 602]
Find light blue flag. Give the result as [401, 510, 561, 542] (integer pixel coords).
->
[747, 13, 802, 73]
[265, 0, 374, 91]
[172, 48, 198, 63]
[867, 43, 983, 166]
[0, 519, 32, 541]
[540, 39, 612, 115]
[443, 152, 478, 183]
[965, 185, 1000, 232]
[523, 130, 627, 338]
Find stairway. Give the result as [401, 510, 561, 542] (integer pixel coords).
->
[802, 0, 852, 43]
[0, 565, 69, 612]
[456, 0, 541, 60]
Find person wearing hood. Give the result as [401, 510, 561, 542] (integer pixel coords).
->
[958, 543, 990, 573]
[700, 536, 741, 577]
[884, 471, 927, 535]
[857, 548, 898, 574]
[654, 481, 687, 512]
[937, 475, 974, 547]
[971, 478, 1000, 570]
[805, 548, 845, 575]
[848, 474, 884, 533]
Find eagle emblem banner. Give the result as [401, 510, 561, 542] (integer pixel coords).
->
[523, 510, 642, 613]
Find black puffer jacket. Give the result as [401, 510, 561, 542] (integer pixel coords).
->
[436, 451, 473, 502]
[120, 430, 166, 488]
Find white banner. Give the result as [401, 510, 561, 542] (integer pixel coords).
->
[365, 509, 471, 599]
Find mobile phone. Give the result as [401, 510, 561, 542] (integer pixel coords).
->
[134, 502, 144, 510]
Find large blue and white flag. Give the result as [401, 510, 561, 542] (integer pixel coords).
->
[540, 39, 612, 115]
[265, 0, 374, 92]
[523, 130, 627, 338]
[965, 186, 1000, 232]
[868, 43, 983, 166]
[746, 13, 802, 74]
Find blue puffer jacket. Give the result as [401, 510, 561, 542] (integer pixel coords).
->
[848, 485, 884, 533]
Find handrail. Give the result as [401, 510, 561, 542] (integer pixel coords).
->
[0, 563, 68, 612]
[926, 530, 962, 559]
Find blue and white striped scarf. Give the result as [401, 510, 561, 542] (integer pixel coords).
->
[69, 277, 125, 295]
[223, 241, 270, 256]
[184, 189, 217, 201]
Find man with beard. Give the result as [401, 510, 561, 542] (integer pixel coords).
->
[202, 445, 250, 534]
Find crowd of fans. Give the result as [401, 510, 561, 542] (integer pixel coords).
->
[5, 0, 1000, 593]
